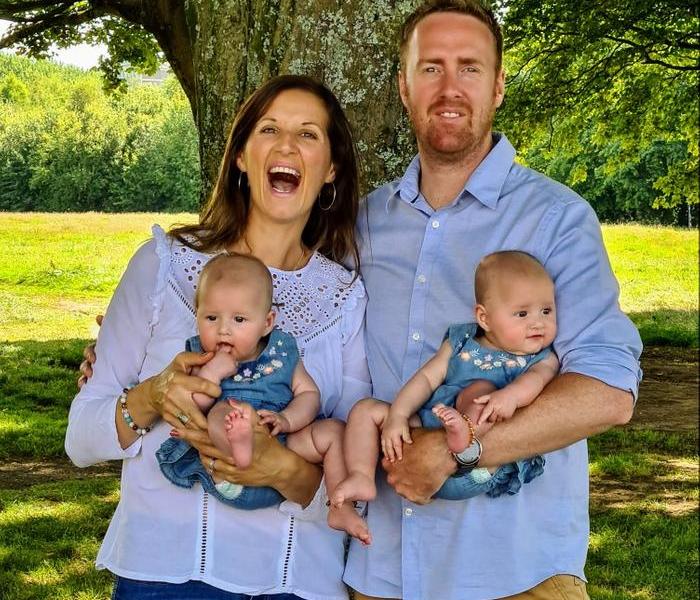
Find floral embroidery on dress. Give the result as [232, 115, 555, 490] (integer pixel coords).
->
[457, 338, 529, 372]
[232, 354, 286, 383]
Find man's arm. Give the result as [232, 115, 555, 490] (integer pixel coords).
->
[383, 372, 633, 504]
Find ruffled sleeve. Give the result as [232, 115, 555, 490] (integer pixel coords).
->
[65, 230, 171, 467]
[333, 275, 372, 422]
[149, 224, 172, 329]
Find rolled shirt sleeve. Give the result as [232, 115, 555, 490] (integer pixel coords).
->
[537, 199, 643, 398]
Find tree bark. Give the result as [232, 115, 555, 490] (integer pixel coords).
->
[185, 0, 414, 199]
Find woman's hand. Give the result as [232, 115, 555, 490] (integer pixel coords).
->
[179, 416, 322, 506]
[144, 351, 220, 430]
[77, 315, 103, 388]
[116, 351, 220, 448]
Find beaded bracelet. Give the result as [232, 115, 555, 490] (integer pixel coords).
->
[460, 412, 476, 445]
[118, 388, 151, 435]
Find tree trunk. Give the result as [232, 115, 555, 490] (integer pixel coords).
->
[184, 0, 415, 200]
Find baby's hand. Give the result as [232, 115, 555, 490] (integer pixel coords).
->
[381, 414, 412, 462]
[473, 390, 517, 425]
[257, 409, 291, 436]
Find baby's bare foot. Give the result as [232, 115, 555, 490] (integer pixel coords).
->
[224, 402, 254, 468]
[433, 404, 472, 453]
[328, 503, 372, 546]
[331, 473, 376, 508]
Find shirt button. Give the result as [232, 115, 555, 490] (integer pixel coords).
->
[412, 332, 421, 341]
[404, 508, 413, 517]
[417, 274, 426, 284]
[431, 220, 440, 229]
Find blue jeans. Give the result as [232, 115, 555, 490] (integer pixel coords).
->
[112, 576, 306, 599]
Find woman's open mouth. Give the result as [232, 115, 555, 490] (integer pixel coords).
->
[268, 166, 301, 193]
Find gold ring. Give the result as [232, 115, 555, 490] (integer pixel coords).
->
[177, 412, 190, 424]
[209, 458, 216, 473]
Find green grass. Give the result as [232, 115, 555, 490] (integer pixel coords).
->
[587, 430, 698, 600]
[0, 477, 118, 600]
[602, 224, 698, 347]
[0, 212, 196, 341]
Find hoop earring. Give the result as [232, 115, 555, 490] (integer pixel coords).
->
[319, 183, 336, 211]
[238, 172, 247, 190]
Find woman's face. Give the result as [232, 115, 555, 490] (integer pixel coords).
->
[236, 88, 336, 229]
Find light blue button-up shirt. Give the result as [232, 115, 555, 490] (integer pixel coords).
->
[344, 133, 642, 599]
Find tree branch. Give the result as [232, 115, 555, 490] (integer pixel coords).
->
[0, 7, 109, 48]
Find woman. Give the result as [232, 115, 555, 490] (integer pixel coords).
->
[66, 75, 371, 600]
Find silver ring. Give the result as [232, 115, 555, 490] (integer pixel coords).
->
[177, 412, 190, 424]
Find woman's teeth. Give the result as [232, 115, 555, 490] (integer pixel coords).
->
[268, 166, 301, 193]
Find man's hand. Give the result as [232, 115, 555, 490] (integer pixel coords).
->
[381, 427, 456, 504]
[77, 315, 103, 388]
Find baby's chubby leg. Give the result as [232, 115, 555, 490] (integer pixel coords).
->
[207, 399, 255, 468]
[191, 351, 238, 411]
[287, 420, 371, 545]
[331, 398, 394, 508]
[434, 380, 497, 453]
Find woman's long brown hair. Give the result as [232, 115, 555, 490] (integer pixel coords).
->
[170, 75, 361, 272]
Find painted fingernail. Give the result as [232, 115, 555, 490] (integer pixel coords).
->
[169, 430, 180, 437]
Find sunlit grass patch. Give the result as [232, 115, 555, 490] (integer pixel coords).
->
[0, 478, 118, 600]
[587, 428, 699, 599]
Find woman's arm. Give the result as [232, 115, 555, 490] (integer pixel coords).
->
[65, 241, 160, 466]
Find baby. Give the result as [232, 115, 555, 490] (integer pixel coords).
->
[156, 253, 370, 544]
[332, 250, 559, 510]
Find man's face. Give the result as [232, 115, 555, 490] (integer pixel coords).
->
[399, 12, 505, 163]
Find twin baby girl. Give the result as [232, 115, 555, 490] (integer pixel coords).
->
[156, 249, 559, 545]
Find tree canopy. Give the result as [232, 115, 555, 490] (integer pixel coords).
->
[1, 0, 697, 222]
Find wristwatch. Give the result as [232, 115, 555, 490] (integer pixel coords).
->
[451, 437, 482, 475]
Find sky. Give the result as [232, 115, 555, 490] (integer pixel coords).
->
[0, 19, 106, 69]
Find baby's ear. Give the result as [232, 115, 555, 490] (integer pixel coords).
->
[264, 310, 276, 335]
[474, 304, 490, 331]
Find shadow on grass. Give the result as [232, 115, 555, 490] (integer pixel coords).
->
[0, 477, 118, 600]
[586, 429, 698, 600]
[0, 339, 88, 459]
[627, 309, 698, 347]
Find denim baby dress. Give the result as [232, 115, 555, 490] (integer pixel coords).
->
[157, 327, 300, 509]
[420, 323, 550, 501]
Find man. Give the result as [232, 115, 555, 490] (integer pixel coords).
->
[343, 1, 642, 599]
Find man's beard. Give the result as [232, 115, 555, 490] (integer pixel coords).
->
[409, 101, 495, 165]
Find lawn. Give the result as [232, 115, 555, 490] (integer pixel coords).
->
[0, 213, 697, 599]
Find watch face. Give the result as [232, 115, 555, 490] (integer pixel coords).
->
[455, 440, 480, 464]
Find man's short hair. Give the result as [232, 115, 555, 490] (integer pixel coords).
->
[399, 0, 503, 72]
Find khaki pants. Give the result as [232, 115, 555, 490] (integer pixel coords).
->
[351, 575, 590, 600]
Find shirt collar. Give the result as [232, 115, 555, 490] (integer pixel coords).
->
[391, 133, 516, 211]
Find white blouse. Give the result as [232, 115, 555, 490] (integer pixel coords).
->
[65, 225, 371, 600]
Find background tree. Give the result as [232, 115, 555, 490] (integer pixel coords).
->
[495, 0, 698, 224]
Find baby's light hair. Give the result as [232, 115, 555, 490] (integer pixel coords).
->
[195, 252, 273, 311]
[474, 251, 552, 305]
